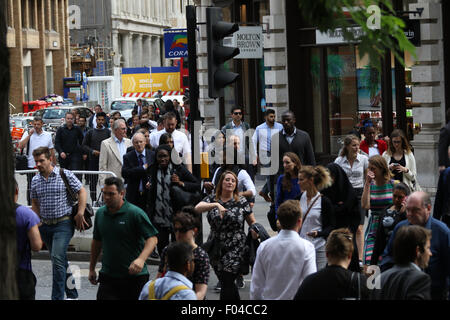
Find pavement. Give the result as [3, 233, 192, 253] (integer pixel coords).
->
[31, 176, 275, 300]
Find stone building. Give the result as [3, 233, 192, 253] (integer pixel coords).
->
[6, 0, 71, 112]
[69, 0, 189, 74]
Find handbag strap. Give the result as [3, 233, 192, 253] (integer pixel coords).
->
[299, 193, 322, 233]
[59, 168, 78, 203]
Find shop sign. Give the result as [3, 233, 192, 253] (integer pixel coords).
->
[225, 26, 263, 59]
[164, 29, 188, 59]
[404, 19, 421, 47]
[316, 27, 365, 45]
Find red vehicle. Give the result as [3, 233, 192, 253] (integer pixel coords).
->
[173, 58, 189, 95]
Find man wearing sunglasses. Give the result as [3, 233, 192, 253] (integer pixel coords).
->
[221, 107, 251, 152]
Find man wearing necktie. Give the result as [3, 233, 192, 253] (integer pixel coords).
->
[122, 132, 155, 211]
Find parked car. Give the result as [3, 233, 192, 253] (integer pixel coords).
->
[41, 106, 93, 125]
[109, 97, 158, 120]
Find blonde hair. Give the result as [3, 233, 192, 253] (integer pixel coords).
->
[299, 165, 332, 191]
[215, 170, 240, 202]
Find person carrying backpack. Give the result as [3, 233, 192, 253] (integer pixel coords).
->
[139, 242, 197, 300]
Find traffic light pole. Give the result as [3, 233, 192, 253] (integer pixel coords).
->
[186, 5, 203, 245]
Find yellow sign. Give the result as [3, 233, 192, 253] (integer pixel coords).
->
[122, 72, 180, 94]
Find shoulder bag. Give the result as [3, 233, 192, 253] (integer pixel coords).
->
[60, 168, 94, 230]
[299, 193, 322, 234]
[15, 139, 30, 170]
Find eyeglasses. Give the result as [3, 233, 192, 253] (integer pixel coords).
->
[392, 140, 402, 144]
[233, 112, 242, 115]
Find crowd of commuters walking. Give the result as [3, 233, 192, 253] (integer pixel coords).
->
[13, 101, 450, 301]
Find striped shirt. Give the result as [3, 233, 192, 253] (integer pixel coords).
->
[31, 166, 82, 220]
[369, 181, 394, 212]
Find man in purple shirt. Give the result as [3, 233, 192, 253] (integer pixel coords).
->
[15, 179, 42, 300]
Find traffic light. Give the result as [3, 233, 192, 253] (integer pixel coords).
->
[206, 7, 240, 98]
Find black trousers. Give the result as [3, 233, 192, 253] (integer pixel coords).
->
[218, 271, 240, 300]
[97, 273, 149, 300]
[155, 226, 175, 256]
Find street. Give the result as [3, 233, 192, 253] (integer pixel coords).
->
[31, 177, 274, 300]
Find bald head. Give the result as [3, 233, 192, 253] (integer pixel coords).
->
[406, 191, 432, 226]
[132, 132, 146, 153]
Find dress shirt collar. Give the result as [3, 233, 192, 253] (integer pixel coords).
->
[282, 128, 297, 137]
[114, 136, 124, 144]
[135, 149, 146, 158]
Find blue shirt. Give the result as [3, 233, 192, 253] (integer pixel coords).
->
[275, 175, 301, 214]
[16, 205, 40, 270]
[114, 136, 127, 164]
[139, 271, 197, 300]
[252, 122, 283, 154]
[31, 166, 82, 220]
[380, 217, 450, 290]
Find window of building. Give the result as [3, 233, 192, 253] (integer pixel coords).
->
[23, 66, 33, 101]
[51, 0, 57, 31]
[30, 0, 36, 29]
[21, 0, 27, 29]
[46, 66, 54, 94]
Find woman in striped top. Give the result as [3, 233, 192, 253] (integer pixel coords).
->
[361, 155, 395, 266]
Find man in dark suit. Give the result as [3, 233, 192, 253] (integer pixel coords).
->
[122, 132, 155, 211]
[88, 105, 110, 129]
[133, 98, 144, 116]
[374, 225, 432, 300]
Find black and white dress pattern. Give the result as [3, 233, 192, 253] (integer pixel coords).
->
[203, 195, 251, 274]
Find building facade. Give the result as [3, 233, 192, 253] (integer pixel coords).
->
[194, 0, 448, 193]
[6, 0, 71, 112]
[69, 0, 189, 76]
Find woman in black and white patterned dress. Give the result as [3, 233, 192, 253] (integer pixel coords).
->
[195, 170, 257, 300]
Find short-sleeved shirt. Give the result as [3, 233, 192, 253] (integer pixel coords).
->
[334, 153, 369, 189]
[31, 166, 82, 220]
[158, 245, 210, 285]
[150, 129, 191, 157]
[93, 201, 158, 278]
[203, 195, 252, 273]
[20, 130, 54, 168]
[16, 205, 41, 270]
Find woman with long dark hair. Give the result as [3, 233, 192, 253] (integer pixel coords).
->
[382, 129, 420, 192]
[275, 152, 302, 213]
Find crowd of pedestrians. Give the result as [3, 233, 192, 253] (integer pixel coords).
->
[13, 101, 450, 301]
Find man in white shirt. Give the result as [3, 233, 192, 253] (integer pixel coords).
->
[250, 200, 316, 300]
[18, 116, 55, 205]
[150, 112, 192, 173]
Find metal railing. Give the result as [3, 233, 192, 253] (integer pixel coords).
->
[14, 169, 117, 209]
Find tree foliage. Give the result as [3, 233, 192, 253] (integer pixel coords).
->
[298, 0, 417, 70]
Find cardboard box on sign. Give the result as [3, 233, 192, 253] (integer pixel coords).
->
[11, 127, 25, 140]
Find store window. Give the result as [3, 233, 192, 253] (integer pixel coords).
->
[309, 44, 420, 157]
